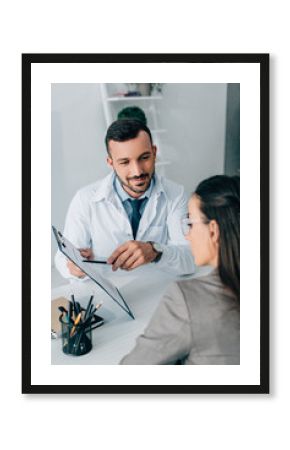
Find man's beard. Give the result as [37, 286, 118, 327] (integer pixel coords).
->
[115, 171, 154, 195]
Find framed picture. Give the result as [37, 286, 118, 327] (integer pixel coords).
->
[22, 53, 269, 394]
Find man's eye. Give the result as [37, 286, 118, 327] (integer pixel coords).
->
[120, 161, 129, 165]
[141, 155, 150, 160]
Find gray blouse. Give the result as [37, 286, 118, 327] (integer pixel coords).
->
[120, 269, 240, 365]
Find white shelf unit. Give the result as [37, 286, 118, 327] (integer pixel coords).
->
[107, 95, 163, 102]
[100, 84, 171, 172]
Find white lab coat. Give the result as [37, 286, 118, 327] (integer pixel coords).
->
[54, 172, 195, 278]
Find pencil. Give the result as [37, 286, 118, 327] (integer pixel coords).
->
[70, 312, 82, 337]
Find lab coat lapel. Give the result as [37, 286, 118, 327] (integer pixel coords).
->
[106, 185, 131, 233]
[93, 172, 131, 232]
[141, 191, 159, 229]
[138, 175, 164, 237]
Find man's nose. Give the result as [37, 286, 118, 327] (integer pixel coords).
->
[130, 161, 143, 176]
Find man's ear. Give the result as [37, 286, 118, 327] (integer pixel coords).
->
[152, 145, 157, 159]
[107, 156, 113, 169]
[209, 220, 220, 245]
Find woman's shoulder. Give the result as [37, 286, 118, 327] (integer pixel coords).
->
[177, 268, 221, 288]
[175, 269, 237, 307]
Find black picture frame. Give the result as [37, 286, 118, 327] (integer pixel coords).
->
[22, 53, 269, 394]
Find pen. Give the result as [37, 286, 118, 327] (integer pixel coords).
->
[87, 303, 94, 320]
[71, 294, 77, 318]
[88, 302, 103, 320]
[82, 302, 103, 327]
[84, 295, 94, 321]
[82, 260, 107, 264]
[68, 301, 72, 322]
[75, 301, 81, 315]
[70, 312, 82, 337]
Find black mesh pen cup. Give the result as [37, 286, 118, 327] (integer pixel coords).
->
[60, 314, 92, 356]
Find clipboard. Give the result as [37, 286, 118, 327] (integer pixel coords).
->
[52, 226, 135, 319]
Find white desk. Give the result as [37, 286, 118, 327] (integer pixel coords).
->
[51, 267, 211, 365]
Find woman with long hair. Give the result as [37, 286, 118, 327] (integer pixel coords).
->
[120, 175, 240, 365]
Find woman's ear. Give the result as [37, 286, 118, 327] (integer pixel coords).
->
[209, 220, 220, 245]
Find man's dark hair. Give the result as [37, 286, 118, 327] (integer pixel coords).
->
[117, 106, 147, 125]
[105, 119, 153, 154]
[195, 175, 240, 300]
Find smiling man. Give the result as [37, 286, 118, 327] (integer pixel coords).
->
[55, 119, 195, 278]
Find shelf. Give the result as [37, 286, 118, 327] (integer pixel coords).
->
[101, 83, 170, 173]
[107, 96, 163, 102]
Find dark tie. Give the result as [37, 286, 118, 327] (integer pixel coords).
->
[128, 198, 144, 239]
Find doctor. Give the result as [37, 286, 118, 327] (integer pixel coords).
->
[55, 119, 195, 278]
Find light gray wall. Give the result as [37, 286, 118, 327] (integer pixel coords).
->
[158, 83, 227, 194]
[51, 83, 228, 262]
[51, 84, 109, 260]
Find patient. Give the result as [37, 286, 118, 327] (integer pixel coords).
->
[120, 175, 240, 365]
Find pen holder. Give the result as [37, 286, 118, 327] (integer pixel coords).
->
[60, 314, 92, 356]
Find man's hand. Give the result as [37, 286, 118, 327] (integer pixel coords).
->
[107, 241, 157, 271]
[67, 248, 93, 278]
